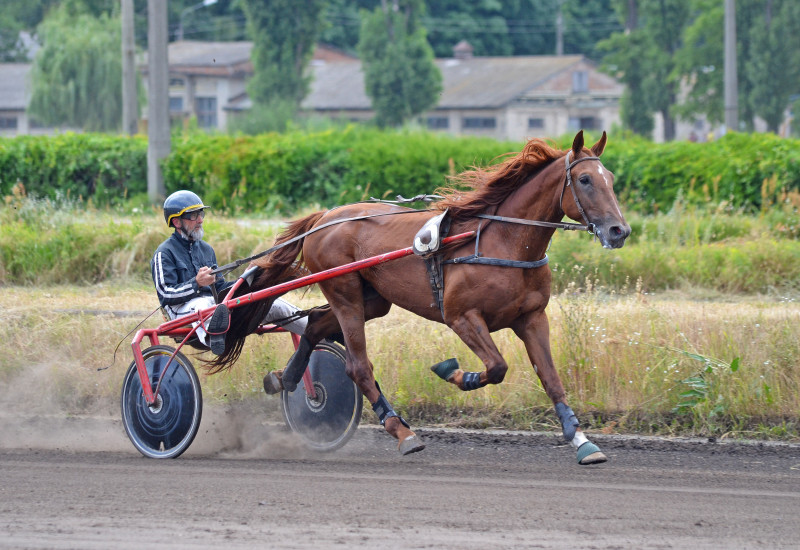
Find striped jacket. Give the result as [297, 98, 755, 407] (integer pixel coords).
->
[151, 231, 232, 307]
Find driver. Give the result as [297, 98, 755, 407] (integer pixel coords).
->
[151, 190, 307, 354]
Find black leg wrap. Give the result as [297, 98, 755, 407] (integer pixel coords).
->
[281, 335, 314, 392]
[555, 402, 580, 441]
[461, 371, 483, 391]
[372, 394, 409, 428]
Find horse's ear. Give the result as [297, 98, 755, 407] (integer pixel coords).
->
[591, 131, 608, 157]
[571, 130, 584, 156]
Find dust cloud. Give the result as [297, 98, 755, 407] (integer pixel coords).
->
[0, 362, 309, 459]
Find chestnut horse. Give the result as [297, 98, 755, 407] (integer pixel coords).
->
[215, 130, 630, 464]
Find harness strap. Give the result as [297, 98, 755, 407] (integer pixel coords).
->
[444, 255, 549, 269]
[212, 208, 427, 276]
[443, 220, 549, 269]
[475, 213, 590, 232]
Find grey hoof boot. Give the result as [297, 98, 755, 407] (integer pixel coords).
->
[398, 435, 425, 455]
[263, 371, 284, 395]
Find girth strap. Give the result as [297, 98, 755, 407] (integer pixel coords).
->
[444, 255, 548, 269]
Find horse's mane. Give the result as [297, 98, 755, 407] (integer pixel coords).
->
[434, 138, 563, 222]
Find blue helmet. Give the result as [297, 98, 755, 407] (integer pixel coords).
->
[163, 190, 208, 227]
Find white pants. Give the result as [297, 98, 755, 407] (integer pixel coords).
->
[165, 296, 308, 346]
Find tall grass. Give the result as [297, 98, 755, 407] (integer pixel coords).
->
[3, 192, 800, 294]
[1, 196, 799, 439]
[2, 283, 797, 440]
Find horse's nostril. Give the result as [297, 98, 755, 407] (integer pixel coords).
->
[610, 226, 622, 237]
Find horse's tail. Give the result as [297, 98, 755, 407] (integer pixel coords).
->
[205, 210, 327, 373]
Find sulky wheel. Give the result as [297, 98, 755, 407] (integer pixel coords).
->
[280, 340, 362, 452]
[121, 345, 202, 459]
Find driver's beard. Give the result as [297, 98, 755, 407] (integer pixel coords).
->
[178, 226, 204, 242]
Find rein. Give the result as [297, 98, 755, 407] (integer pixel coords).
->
[212, 208, 427, 276]
[213, 152, 602, 278]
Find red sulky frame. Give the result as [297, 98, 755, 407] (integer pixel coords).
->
[131, 232, 475, 405]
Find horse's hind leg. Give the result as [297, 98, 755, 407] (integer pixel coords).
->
[513, 312, 607, 465]
[265, 294, 389, 394]
[320, 276, 425, 455]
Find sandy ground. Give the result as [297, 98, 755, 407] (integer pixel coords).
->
[2, 405, 800, 550]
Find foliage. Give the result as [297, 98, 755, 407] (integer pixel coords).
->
[162, 126, 513, 213]
[358, 0, 442, 127]
[3, 187, 800, 295]
[600, 0, 691, 140]
[424, 0, 513, 57]
[241, 0, 326, 112]
[3, 129, 800, 217]
[743, 0, 800, 133]
[27, 3, 124, 132]
[0, 133, 148, 203]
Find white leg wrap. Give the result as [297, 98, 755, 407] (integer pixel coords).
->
[570, 430, 589, 449]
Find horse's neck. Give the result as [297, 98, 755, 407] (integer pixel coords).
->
[497, 159, 564, 223]
[489, 159, 564, 260]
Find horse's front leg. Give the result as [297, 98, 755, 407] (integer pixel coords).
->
[432, 309, 508, 391]
[512, 312, 607, 465]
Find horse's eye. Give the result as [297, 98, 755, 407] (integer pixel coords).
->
[579, 174, 591, 185]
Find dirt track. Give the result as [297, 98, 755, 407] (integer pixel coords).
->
[2, 408, 800, 549]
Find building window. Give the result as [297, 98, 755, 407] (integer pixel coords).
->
[169, 97, 184, 113]
[427, 116, 449, 129]
[528, 117, 544, 129]
[170, 78, 185, 88]
[0, 117, 18, 129]
[572, 71, 589, 93]
[463, 117, 496, 129]
[196, 97, 217, 128]
[568, 116, 598, 131]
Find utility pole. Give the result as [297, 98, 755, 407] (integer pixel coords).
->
[724, 0, 738, 133]
[147, 0, 170, 203]
[121, 0, 138, 135]
[555, 0, 564, 55]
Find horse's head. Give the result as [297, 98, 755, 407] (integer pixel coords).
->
[561, 130, 630, 249]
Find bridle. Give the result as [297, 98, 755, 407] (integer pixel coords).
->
[475, 150, 601, 235]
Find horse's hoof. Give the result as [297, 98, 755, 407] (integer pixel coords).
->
[263, 371, 284, 395]
[398, 435, 425, 455]
[576, 442, 607, 465]
[430, 358, 459, 381]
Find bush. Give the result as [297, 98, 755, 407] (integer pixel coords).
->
[0, 133, 147, 204]
[3, 128, 800, 216]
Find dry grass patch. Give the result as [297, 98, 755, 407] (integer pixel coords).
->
[1, 283, 798, 440]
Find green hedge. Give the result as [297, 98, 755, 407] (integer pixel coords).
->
[0, 133, 148, 203]
[2, 128, 800, 214]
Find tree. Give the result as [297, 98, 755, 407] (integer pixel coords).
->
[744, 0, 800, 133]
[242, 0, 326, 111]
[599, 0, 692, 140]
[673, 0, 800, 134]
[0, 0, 61, 61]
[358, 0, 442, 127]
[425, 0, 512, 57]
[600, 31, 655, 136]
[27, 3, 124, 131]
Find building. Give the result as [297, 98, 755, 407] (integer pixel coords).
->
[0, 64, 40, 136]
[139, 41, 357, 132]
[301, 45, 623, 141]
[1, 40, 624, 141]
[140, 40, 623, 141]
